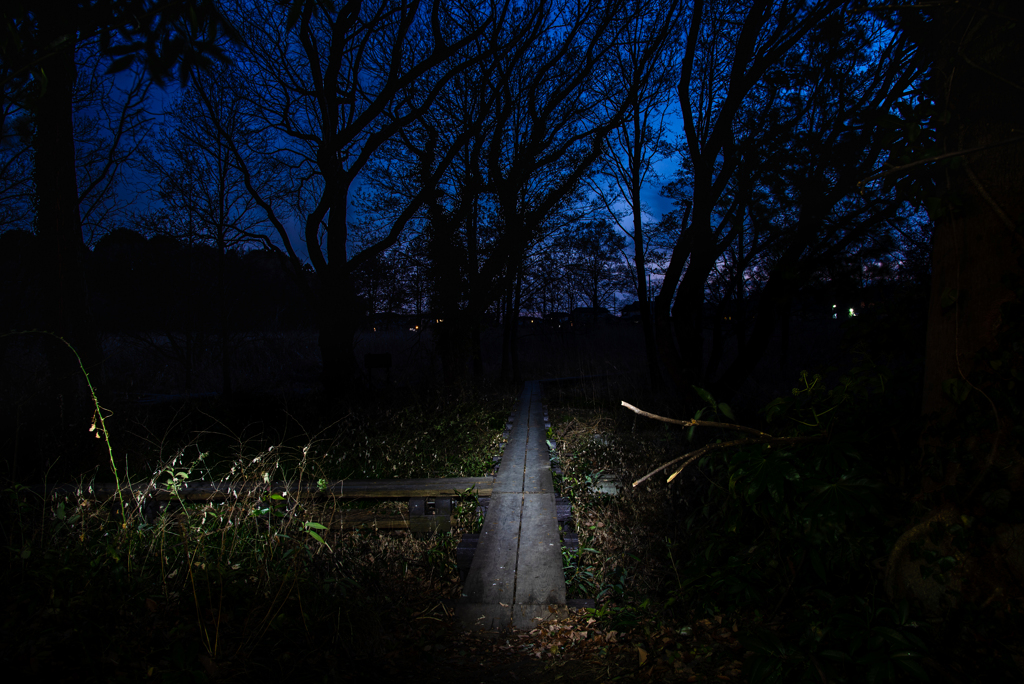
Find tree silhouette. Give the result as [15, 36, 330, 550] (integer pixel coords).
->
[657, 0, 919, 400]
[144, 70, 285, 396]
[591, 0, 681, 389]
[204, 0, 507, 397]
[1, 0, 236, 476]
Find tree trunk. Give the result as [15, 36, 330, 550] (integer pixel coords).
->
[32, 13, 105, 476]
[318, 266, 359, 398]
[919, 5, 1024, 418]
[653, 204, 692, 394]
[217, 240, 233, 400]
[512, 270, 522, 385]
[633, 190, 663, 391]
[499, 273, 516, 386]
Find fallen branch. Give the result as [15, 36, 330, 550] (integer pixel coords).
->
[623, 401, 823, 486]
[621, 400, 772, 438]
[632, 439, 752, 487]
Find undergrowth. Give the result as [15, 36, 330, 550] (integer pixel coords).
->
[675, 367, 930, 683]
[1, 380, 512, 681]
[545, 365, 947, 683]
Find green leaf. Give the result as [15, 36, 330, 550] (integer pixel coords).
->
[873, 627, 912, 648]
[307, 531, 328, 545]
[693, 386, 716, 408]
[304, 522, 328, 530]
[941, 378, 971, 403]
[765, 397, 786, 423]
[270, 494, 286, 501]
[717, 403, 736, 421]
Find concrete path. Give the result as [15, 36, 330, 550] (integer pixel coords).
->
[456, 381, 569, 633]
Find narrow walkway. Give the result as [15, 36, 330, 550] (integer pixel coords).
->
[456, 381, 569, 632]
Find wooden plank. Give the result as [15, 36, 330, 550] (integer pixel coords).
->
[494, 430, 528, 491]
[458, 380, 572, 633]
[150, 508, 414, 531]
[492, 390, 532, 492]
[324, 510, 410, 530]
[303, 477, 495, 498]
[456, 491, 522, 632]
[523, 386, 554, 494]
[512, 384, 568, 628]
[409, 516, 451, 533]
[40, 476, 495, 502]
[512, 492, 567, 629]
[312, 507, 455, 532]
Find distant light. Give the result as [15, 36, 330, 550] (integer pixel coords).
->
[848, 308, 855, 317]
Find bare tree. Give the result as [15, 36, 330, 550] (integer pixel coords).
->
[207, 0, 509, 396]
[655, 0, 919, 400]
[141, 70, 284, 395]
[552, 220, 627, 311]
[589, 0, 682, 389]
[413, 0, 680, 384]
[73, 44, 153, 245]
[0, 0, 236, 477]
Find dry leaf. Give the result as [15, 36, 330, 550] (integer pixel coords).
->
[637, 646, 648, 666]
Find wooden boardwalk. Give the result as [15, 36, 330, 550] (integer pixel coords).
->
[456, 381, 569, 633]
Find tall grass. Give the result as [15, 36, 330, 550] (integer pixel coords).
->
[2, 354, 512, 679]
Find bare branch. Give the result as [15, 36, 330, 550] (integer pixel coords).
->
[620, 400, 771, 438]
[623, 400, 824, 486]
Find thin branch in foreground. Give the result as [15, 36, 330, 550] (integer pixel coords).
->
[622, 400, 823, 486]
[632, 438, 753, 488]
[620, 400, 772, 438]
